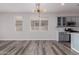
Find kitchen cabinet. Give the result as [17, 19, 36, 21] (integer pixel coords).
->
[59, 32, 70, 42]
[71, 33, 79, 53]
[57, 16, 79, 27]
[57, 17, 66, 27]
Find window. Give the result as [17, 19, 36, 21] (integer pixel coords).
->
[15, 16, 23, 31]
[31, 19, 48, 31]
[41, 20, 48, 30]
[31, 20, 39, 30]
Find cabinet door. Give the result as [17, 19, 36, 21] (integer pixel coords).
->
[64, 33, 69, 41]
[62, 17, 66, 27]
[57, 17, 67, 27]
[57, 17, 62, 27]
[59, 32, 69, 41]
[76, 16, 79, 27]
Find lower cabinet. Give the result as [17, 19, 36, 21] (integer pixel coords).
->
[59, 32, 70, 42]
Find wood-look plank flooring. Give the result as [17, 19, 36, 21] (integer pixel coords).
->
[0, 40, 78, 55]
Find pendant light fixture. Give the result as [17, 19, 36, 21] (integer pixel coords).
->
[33, 3, 47, 18]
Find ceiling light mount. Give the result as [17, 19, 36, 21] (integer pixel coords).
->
[61, 3, 65, 6]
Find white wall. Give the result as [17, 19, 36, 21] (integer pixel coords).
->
[0, 13, 58, 40]
[0, 12, 79, 40]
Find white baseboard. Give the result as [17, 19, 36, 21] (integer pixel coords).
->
[0, 39, 57, 41]
[71, 47, 79, 53]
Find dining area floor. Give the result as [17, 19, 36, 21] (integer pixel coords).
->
[0, 40, 78, 55]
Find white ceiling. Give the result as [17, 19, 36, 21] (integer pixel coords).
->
[0, 3, 79, 13]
